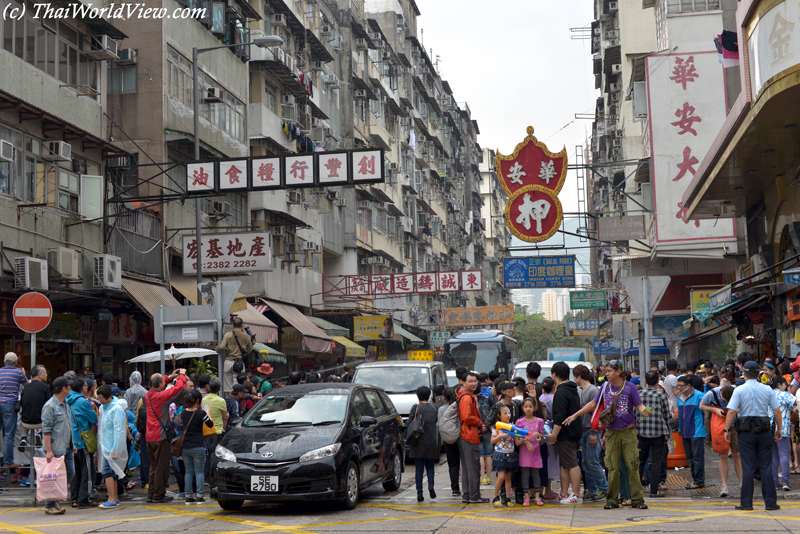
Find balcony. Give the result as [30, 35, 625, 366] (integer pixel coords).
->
[108, 204, 164, 279]
[249, 43, 308, 97]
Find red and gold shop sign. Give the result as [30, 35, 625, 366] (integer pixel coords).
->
[496, 126, 567, 242]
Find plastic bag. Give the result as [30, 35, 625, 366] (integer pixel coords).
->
[710, 412, 730, 454]
[34, 456, 68, 503]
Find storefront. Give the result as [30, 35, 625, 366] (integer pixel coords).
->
[260, 299, 333, 373]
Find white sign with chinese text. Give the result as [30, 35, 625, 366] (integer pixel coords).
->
[647, 51, 736, 245]
[251, 157, 282, 189]
[348, 275, 370, 296]
[285, 154, 315, 187]
[748, 0, 800, 96]
[372, 274, 393, 295]
[415, 272, 438, 293]
[460, 270, 483, 292]
[219, 159, 248, 191]
[186, 162, 216, 192]
[182, 232, 272, 275]
[437, 271, 460, 293]
[318, 151, 350, 185]
[392, 273, 414, 294]
[352, 149, 384, 183]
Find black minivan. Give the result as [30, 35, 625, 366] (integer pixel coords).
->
[210, 383, 404, 510]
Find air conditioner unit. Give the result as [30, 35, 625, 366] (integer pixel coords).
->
[609, 1, 619, 11]
[93, 254, 122, 289]
[301, 241, 319, 252]
[47, 247, 80, 280]
[389, 162, 398, 170]
[87, 35, 118, 60]
[610, 82, 621, 92]
[271, 225, 286, 237]
[14, 257, 48, 290]
[609, 93, 620, 104]
[273, 14, 287, 27]
[612, 139, 622, 148]
[374, 40, 384, 49]
[326, 190, 339, 200]
[211, 200, 231, 219]
[611, 148, 621, 157]
[205, 87, 226, 103]
[282, 94, 295, 105]
[336, 198, 347, 207]
[751, 253, 768, 276]
[321, 25, 331, 36]
[374, 201, 386, 210]
[288, 190, 302, 204]
[44, 141, 71, 161]
[360, 257, 371, 265]
[0, 140, 13, 162]
[116, 48, 137, 65]
[356, 38, 368, 50]
[302, 105, 312, 117]
[355, 89, 367, 99]
[369, 32, 381, 41]
[312, 60, 324, 71]
[358, 200, 372, 210]
[611, 64, 622, 74]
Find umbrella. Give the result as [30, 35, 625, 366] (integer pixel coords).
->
[126, 347, 218, 364]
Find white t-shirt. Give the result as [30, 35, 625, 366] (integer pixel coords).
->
[663, 374, 678, 408]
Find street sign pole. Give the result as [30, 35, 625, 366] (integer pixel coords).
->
[642, 277, 651, 373]
[215, 282, 226, 395]
[31, 332, 36, 368]
[159, 305, 166, 375]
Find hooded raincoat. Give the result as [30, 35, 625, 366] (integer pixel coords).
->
[99, 398, 129, 479]
[124, 371, 147, 413]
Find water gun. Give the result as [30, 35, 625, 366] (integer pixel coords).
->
[496, 422, 530, 439]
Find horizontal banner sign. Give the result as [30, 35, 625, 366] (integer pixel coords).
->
[443, 305, 515, 327]
[570, 290, 607, 309]
[353, 315, 394, 342]
[186, 149, 385, 193]
[183, 232, 272, 275]
[503, 256, 576, 288]
[566, 320, 599, 330]
[348, 270, 482, 297]
[597, 215, 646, 242]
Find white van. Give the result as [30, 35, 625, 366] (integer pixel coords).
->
[513, 360, 594, 382]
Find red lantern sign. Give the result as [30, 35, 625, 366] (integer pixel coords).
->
[496, 127, 568, 243]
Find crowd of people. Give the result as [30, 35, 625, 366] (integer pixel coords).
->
[436, 351, 800, 511]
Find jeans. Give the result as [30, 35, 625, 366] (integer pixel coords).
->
[605, 428, 643, 505]
[638, 436, 666, 495]
[458, 437, 481, 502]
[414, 458, 435, 494]
[0, 402, 17, 467]
[682, 437, 705, 485]
[773, 436, 791, 486]
[444, 441, 460, 491]
[45, 448, 74, 509]
[739, 429, 778, 508]
[70, 448, 93, 505]
[183, 447, 206, 498]
[620, 461, 630, 500]
[580, 432, 607, 494]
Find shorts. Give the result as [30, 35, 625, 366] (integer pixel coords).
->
[100, 460, 119, 480]
[557, 440, 580, 469]
[492, 451, 518, 472]
[730, 426, 739, 454]
[479, 433, 493, 457]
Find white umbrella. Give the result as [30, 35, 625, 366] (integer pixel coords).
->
[127, 347, 217, 364]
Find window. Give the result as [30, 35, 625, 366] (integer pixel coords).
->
[58, 168, 79, 212]
[362, 390, 387, 417]
[666, 0, 720, 13]
[109, 65, 137, 93]
[264, 78, 277, 113]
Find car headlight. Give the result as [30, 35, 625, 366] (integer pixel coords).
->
[299, 443, 341, 463]
[215, 445, 237, 463]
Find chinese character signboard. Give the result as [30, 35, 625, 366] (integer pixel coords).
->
[408, 350, 434, 361]
[108, 313, 138, 343]
[597, 216, 646, 242]
[784, 269, 800, 286]
[219, 160, 249, 191]
[496, 127, 567, 243]
[352, 149, 384, 183]
[748, 1, 800, 96]
[354, 315, 395, 341]
[690, 289, 714, 313]
[182, 232, 272, 275]
[566, 320, 599, 330]
[318, 151, 351, 186]
[429, 330, 450, 357]
[251, 157, 282, 190]
[647, 52, 736, 246]
[187, 162, 216, 193]
[345, 270, 484, 297]
[503, 256, 576, 289]
[285, 154, 315, 187]
[570, 290, 607, 309]
[444, 305, 514, 327]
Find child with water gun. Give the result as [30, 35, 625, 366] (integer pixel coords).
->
[491, 405, 518, 507]
[513, 397, 545, 506]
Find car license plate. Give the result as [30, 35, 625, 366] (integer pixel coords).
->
[250, 475, 279, 492]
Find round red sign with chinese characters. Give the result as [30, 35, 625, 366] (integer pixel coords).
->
[504, 186, 563, 243]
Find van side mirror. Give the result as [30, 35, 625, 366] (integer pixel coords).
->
[434, 384, 445, 396]
[360, 416, 377, 428]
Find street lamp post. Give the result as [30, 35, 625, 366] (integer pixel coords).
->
[191, 35, 283, 304]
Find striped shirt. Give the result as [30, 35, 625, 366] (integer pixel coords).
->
[0, 365, 28, 403]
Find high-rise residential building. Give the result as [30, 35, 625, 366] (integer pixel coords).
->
[542, 291, 559, 322]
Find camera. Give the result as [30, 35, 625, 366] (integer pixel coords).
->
[245, 326, 254, 337]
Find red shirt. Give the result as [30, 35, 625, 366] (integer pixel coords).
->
[145, 375, 187, 443]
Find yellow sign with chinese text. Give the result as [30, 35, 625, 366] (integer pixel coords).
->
[354, 315, 394, 341]
[443, 305, 515, 327]
[690, 290, 713, 313]
[408, 350, 434, 361]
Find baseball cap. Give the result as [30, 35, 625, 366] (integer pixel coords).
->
[497, 381, 514, 392]
[607, 359, 624, 371]
[84, 378, 96, 389]
[4, 352, 17, 364]
[52, 376, 69, 393]
[232, 384, 247, 394]
[743, 360, 760, 371]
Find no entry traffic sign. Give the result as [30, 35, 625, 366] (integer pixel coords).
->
[13, 292, 53, 333]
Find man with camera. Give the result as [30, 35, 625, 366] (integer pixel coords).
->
[724, 360, 781, 511]
[215, 317, 253, 395]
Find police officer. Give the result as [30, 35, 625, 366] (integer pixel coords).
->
[724, 360, 781, 511]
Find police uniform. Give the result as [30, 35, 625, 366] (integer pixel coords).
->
[725, 364, 781, 510]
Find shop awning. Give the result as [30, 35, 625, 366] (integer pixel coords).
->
[253, 342, 287, 364]
[308, 316, 350, 337]
[260, 299, 332, 353]
[333, 336, 365, 358]
[170, 273, 247, 313]
[393, 321, 424, 344]
[121, 277, 181, 318]
[692, 293, 770, 327]
[234, 303, 278, 344]
[678, 322, 736, 348]
[623, 337, 670, 357]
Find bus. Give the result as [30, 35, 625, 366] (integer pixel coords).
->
[547, 347, 587, 362]
[443, 329, 517, 376]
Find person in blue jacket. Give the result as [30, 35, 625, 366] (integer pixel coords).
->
[677, 374, 706, 489]
[65, 377, 98, 508]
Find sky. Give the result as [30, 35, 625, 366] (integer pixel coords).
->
[415, 0, 596, 218]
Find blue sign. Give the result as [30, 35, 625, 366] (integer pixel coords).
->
[566, 320, 599, 330]
[623, 337, 670, 356]
[785, 269, 800, 285]
[593, 340, 621, 356]
[503, 256, 576, 289]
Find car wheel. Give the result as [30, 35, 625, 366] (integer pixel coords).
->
[341, 460, 360, 510]
[217, 499, 244, 511]
[382, 451, 402, 491]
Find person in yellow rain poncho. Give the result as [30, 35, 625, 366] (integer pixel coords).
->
[97, 385, 129, 509]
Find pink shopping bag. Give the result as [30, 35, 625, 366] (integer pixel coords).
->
[33, 456, 68, 503]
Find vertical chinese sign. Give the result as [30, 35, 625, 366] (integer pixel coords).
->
[647, 52, 735, 245]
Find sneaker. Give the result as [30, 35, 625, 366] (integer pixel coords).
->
[185, 497, 196, 504]
[19, 478, 30, 487]
[592, 491, 607, 502]
[480, 477, 492, 486]
[452, 489, 461, 497]
[75, 502, 98, 509]
[45, 506, 66, 515]
[559, 493, 582, 505]
[153, 495, 174, 504]
[783, 484, 792, 492]
[179, 493, 186, 499]
[685, 482, 704, 489]
[720, 485, 729, 498]
[99, 502, 117, 509]
[195, 497, 206, 504]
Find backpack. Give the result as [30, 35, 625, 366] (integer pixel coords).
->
[439, 402, 461, 444]
[477, 393, 493, 425]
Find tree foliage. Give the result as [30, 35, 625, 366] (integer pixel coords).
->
[514, 313, 590, 361]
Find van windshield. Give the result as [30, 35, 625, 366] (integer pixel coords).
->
[353, 367, 429, 394]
